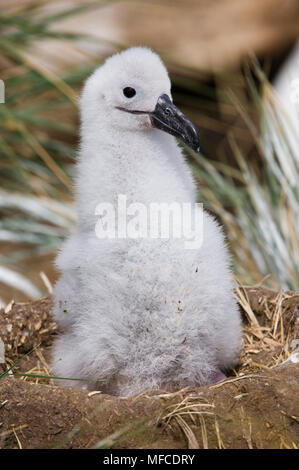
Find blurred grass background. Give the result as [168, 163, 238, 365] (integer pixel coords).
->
[0, 0, 299, 304]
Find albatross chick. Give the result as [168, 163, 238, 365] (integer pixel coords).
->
[52, 47, 242, 396]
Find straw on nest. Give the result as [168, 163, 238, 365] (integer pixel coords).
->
[236, 286, 299, 371]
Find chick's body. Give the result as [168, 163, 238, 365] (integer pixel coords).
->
[52, 47, 242, 396]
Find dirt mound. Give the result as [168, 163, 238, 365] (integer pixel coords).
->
[0, 287, 298, 449]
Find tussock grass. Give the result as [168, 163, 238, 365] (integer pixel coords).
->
[188, 67, 299, 290]
[0, 1, 92, 297]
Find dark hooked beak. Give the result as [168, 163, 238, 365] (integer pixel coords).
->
[150, 94, 200, 152]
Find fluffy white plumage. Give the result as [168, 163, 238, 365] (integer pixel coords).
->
[52, 47, 242, 396]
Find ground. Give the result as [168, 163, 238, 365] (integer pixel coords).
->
[0, 287, 298, 449]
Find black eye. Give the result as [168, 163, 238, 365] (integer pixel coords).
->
[123, 87, 136, 98]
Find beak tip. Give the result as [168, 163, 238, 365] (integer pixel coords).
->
[190, 134, 200, 153]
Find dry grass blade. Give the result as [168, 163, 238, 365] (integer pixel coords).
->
[198, 414, 209, 449]
[236, 286, 260, 328]
[214, 418, 225, 449]
[174, 415, 199, 449]
[161, 393, 216, 448]
[209, 374, 268, 389]
[0, 424, 28, 439]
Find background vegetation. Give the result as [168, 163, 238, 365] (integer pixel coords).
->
[0, 0, 298, 304]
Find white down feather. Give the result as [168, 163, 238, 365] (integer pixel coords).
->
[52, 47, 242, 396]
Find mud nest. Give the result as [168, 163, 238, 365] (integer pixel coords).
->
[0, 287, 298, 449]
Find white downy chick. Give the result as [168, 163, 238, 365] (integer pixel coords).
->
[52, 47, 242, 396]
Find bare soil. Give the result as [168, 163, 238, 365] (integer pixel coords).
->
[0, 287, 298, 449]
